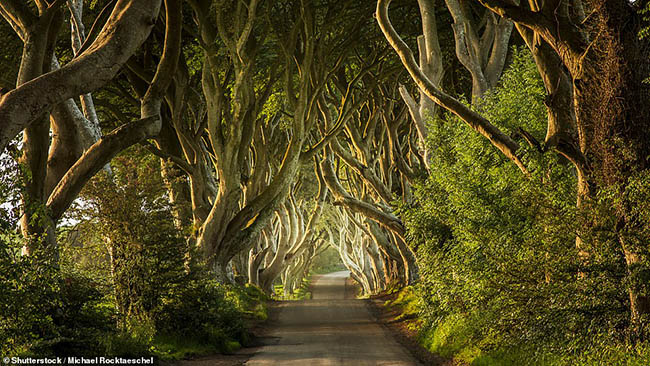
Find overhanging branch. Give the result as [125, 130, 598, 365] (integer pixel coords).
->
[376, 0, 529, 175]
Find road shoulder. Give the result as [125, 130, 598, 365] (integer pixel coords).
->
[163, 300, 283, 366]
[366, 292, 456, 366]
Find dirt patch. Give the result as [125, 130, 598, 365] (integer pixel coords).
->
[366, 293, 458, 366]
[162, 301, 282, 366]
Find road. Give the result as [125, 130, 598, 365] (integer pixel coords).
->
[244, 271, 420, 366]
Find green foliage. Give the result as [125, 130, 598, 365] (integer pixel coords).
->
[396, 47, 650, 364]
[640, 3, 650, 41]
[274, 277, 313, 300]
[0, 153, 79, 357]
[154, 277, 246, 353]
[74, 149, 187, 327]
[419, 313, 487, 361]
[152, 283, 269, 359]
[0, 243, 61, 357]
[0, 240, 121, 357]
[309, 246, 345, 275]
[580, 169, 650, 337]
[229, 284, 270, 322]
[0, 146, 267, 359]
[385, 286, 421, 323]
[67, 148, 253, 358]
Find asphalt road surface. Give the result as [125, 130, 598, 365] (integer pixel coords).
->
[244, 271, 420, 366]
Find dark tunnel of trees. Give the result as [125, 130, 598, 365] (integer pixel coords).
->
[1, 0, 650, 363]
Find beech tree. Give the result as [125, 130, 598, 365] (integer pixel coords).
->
[378, 0, 650, 339]
[320, 104, 420, 285]
[1, 1, 649, 361]
[0, 0, 182, 256]
[246, 177, 327, 294]
[0, 1, 165, 152]
[133, 1, 382, 281]
[327, 208, 390, 294]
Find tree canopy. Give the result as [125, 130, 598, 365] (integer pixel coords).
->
[1, 0, 649, 363]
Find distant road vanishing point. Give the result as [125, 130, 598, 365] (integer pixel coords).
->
[245, 271, 420, 366]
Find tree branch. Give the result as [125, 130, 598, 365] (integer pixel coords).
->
[376, 0, 528, 174]
[321, 153, 405, 239]
[0, 0, 163, 153]
[142, 141, 194, 175]
[47, 116, 159, 221]
[141, 0, 183, 118]
[0, 0, 37, 36]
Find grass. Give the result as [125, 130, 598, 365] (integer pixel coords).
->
[383, 287, 650, 365]
[147, 284, 270, 361]
[385, 286, 421, 324]
[273, 277, 313, 300]
[151, 334, 226, 360]
[231, 283, 270, 321]
[418, 313, 487, 362]
[469, 340, 650, 366]
[149, 334, 244, 360]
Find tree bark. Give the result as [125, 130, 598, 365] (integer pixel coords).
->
[477, 0, 650, 339]
[377, 0, 528, 174]
[445, 0, 512, 102]
[0, 0, 163, 153]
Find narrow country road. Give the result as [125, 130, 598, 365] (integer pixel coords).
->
[245, 271, 420, 366]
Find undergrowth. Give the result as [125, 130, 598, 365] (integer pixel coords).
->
[387, 286, 650, 366]
[274, 276, 312, 300]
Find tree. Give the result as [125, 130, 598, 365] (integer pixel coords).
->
[145, 0, 382, 280]
[378, 0, 650, 340]
[0, 0, 181, 257]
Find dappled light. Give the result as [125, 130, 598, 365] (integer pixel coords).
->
[1, 0, 649, 364]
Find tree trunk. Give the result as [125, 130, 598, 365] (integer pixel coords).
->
[576, 0, 650, 339]
[0, 0, 164, 152]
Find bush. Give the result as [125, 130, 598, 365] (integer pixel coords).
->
[397, 47, 647, 363]
[1, 147, 262, 359]
[155, 276, 247, 350]
[0, 242, 61, 357]
[0, 240, 119, 357]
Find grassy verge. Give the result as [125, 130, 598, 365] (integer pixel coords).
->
[274, 277, 313, 300]
[384, 287, 650, 366]
[150, 283, 270, 361]
[151, 334, 240, 360]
